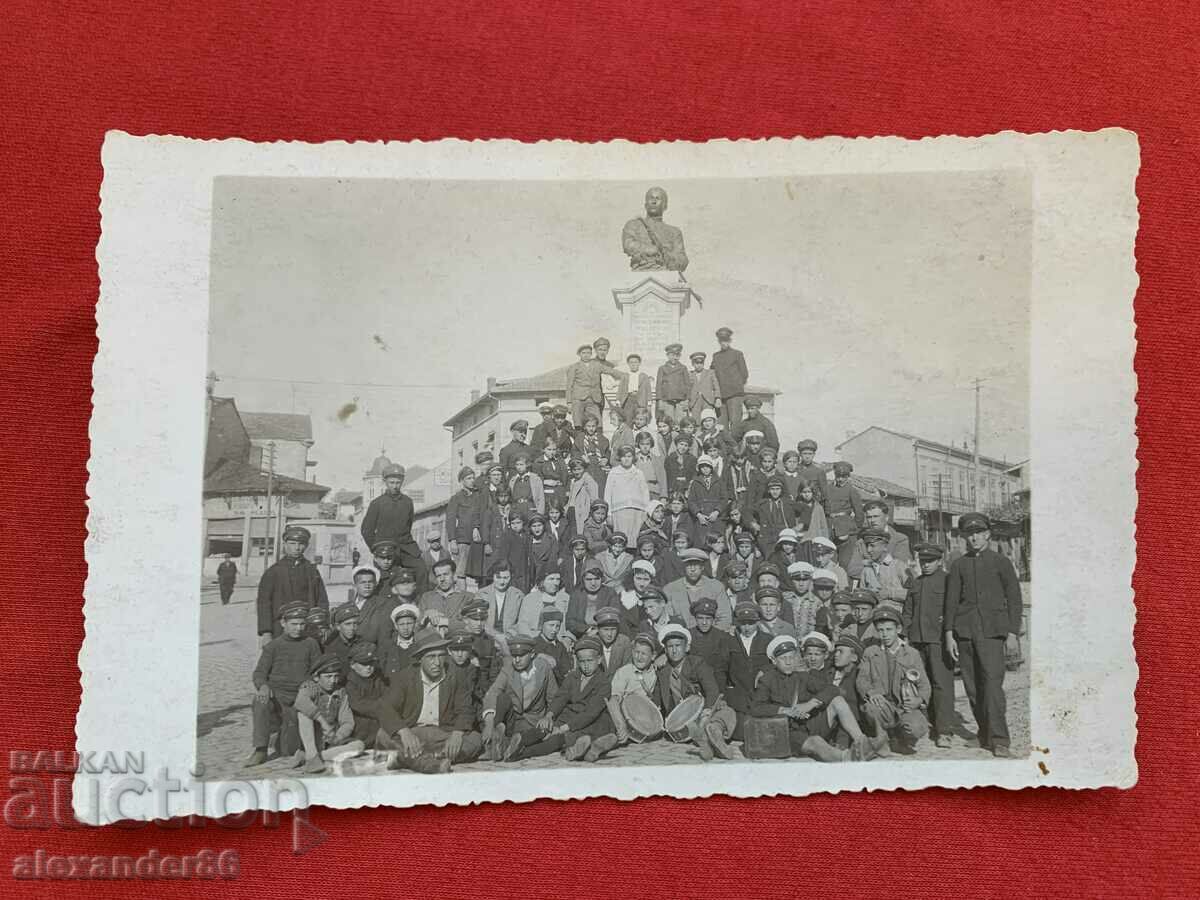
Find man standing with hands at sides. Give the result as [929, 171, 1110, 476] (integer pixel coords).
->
[617, 354, 653, 427]
[256, 525, 328, 646]
[943, 513, 1023, 758]
[360, 463, 428, 591]
[710, 327, 748, 430]
[565, 344, 604, 430]
[656, 343, 692, 423]
[446, 467, 491, 592]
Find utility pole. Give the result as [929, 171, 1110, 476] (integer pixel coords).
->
[264, 441, 276, 565]
[973, 377, 984, 512]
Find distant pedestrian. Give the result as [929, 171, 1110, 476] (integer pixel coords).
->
[217, 553, 238, 605]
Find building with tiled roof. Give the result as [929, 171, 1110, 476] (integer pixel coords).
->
[240, 411, 316, 481]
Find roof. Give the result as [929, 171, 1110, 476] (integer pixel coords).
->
[241, 412, 313, 443]
[365, 452, 393, 478]
[811, 463, 916, 501]
[332, 490, 362, 505]
[203, 458, 330, 498]
[836, 425, 1014, 470]
[445, 365, 780, 426]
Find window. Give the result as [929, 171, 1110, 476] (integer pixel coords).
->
[486, 431, 496, 447]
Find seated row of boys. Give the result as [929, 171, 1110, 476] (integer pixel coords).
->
[249, 535, 942, 773]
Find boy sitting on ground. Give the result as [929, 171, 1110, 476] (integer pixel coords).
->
[292, 653, 363, 774]
[246, 601, 322, 767]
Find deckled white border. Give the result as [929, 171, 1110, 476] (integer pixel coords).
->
[78, 130, 1139, 823]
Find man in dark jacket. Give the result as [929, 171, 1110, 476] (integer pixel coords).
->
[710, 326, 749, 430]
[730, 397, 779, 451]
[255, 526, 328, 643]
[375, 631, 482, 773]
[344, 641, 387, 745]
[359, 463, 427, 590]
[943, 514, 1023, 757]
[723, 601, 772, 739]
[217, 554, 238, 605]
[445, 467, 491, 590]
[654, 624, 737, 760]
[905, 543, 954, 747]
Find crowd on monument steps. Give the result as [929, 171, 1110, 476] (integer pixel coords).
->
[246, 328, 1024, 774]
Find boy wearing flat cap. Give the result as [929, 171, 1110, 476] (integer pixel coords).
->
[376, 631, 482, 774]
[825, 462, 865, 572]
[849, 588, 880, 647]
[508, 452, 545, 520]
[458, 597, 502, 712]
[509, 636, 618, 763]
[607, 632, 661, 745]
[597, 531, 633, 592]
[944, 512, 1023, 757]
[688, 597, 732, 690]
[687, 350, 721, 423]
[325, 604, 361, 674]
[246, 601, 322, 766]
[566, 564, 619, 639]
[857, 526, 909, 611]
[499, 420, 532, 482]
[710, 327, 748, 430]
[794, 440, 827, 508]
[292, 653, 360, 774]
[256, 525, 329, 645]
[565, 343, 605, 430]
[533, 607, 574, 683]
[905, 542, 954, 747]
[653, 624, 737, 761]
[751, 635, 887, 762]
[664, 547, 728, 629]
[446, 466, 492, 592]
[593, 605, 634, 674]
[723, 601, 772, 740]
[730, 395, 779, 451]
[481, 634, 559, 761]
[857, 605, 931, 753]
[343, 641, 387, 745]
[656, 343, 692, 422]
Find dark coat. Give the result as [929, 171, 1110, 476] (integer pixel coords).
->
[904, 569, 947, 643]
[534, 635, 574, 683]
[944, 548, 1023, 639]
[255, 556, 329, 637]
[710, 347, 749, 398]
[216, 560, 238, 585]
[360, 492, 417, 550]
[731, 414, 780, 451]
[664, 452, 698, 496]
[795, 464, 827, 506]
[750, 666, 838, 718]
[561, 553, 594, 595]
[445, 488, 491, 544]
[565, 586, 619, 638]
[687, 477, 729, 541]
[356, 587, 400, 648]
[376, 666, 476, 736]
[549, 669, 612, 732]
[345, 667, 388, 724]
[653, 655, 722, 715]
[688, 626, 732, 689]
[724, 629, 772, 713]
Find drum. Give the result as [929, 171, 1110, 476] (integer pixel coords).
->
[663, 694, 704, 742]
[621, 693, 664, 743]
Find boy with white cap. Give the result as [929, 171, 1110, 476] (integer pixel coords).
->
[787, 561, 822, 637]
[751, 634, 887, 762]
[380, 602, 421, 681]
[810, 536, 849, 589]
[653, 624, 737, 761]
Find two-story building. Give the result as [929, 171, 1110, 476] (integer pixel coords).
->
[836, 425, 1023, 548]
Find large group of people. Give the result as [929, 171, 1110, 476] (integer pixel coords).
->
[246, 328, 1025, 776]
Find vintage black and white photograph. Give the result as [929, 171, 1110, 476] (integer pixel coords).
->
[198, 168, 1035, 779]
[80, 132, 1137, 820]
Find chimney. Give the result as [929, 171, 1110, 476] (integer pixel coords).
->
[470, 389, 481, 403]
[486, 377, 497, 393]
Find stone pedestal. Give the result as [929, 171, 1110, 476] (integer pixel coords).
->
[611, 274, 694, 369]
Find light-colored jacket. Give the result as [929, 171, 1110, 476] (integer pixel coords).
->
[483, 656, 558, 722]
[515, 588, 570, 639]
[477, 584, 527, 638]
[856, 641, 930, 710]
[567, 473, 600, 533]
[604, 464, 651, 513]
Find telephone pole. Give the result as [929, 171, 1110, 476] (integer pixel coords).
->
[973, 378, 984, 511]
[264, 441, 276, 564]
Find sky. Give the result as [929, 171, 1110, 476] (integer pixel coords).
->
[208, 170, 1031, 492]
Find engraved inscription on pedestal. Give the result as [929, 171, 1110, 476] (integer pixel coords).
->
[612, 275, 694, 369]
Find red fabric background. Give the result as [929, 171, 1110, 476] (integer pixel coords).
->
[0, 2, 1195, 897]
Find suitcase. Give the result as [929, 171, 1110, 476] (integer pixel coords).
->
[743, 716, 792, 759]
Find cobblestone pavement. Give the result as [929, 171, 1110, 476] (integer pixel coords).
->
[197, 583, 1031, 781]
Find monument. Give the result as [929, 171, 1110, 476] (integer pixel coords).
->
[614, 186, 695, 368]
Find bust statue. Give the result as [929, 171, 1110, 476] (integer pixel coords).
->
[621, 187, 689, 272]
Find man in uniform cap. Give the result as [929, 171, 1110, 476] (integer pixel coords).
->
[292, 652, 360, 773]
[360, 463, 429, 593]
[857, 605, 930, 753]
[664, 546, 728, 630]
[848, 498, 912, 581]
[710, 327, 749, 430]
[498, 420, 532, 481]
[686, 350, 721, 423]
[903, 542, 954, 747]
[794, 439, 827, 507]
[344, 641, 387, 745]
[375, 631, 482, 773]
[944, 513, 1022, 757]
[593, 605, 634, 674]
[688, 596, 732, 694]
[529, 403, 557, 454]
[730, 395, 779, 451]
[255, 525, 329, 645]
[246, 599, 322, 766]
[656, 342, 692, 422]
